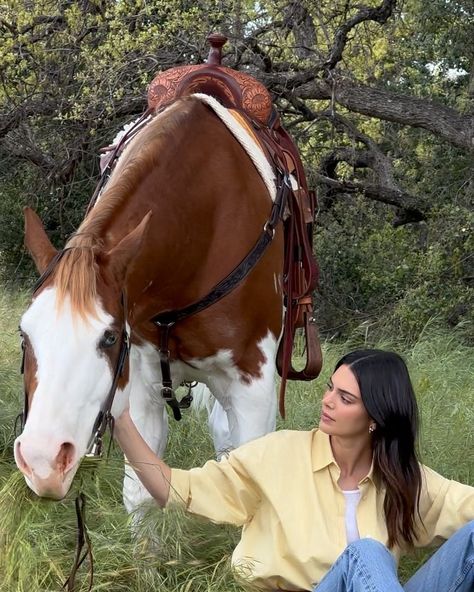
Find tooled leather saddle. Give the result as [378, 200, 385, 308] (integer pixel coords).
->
[146, 34, 322, 414]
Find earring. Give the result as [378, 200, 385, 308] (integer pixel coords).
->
[369, 424, 376, 434]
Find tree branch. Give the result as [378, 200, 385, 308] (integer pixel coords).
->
[3, 124, 55, 173]
[324, 0, 398, 70]
[289, 76, 474, 150]
[315, 174, 428, 225]
[283, 1, 318, 60]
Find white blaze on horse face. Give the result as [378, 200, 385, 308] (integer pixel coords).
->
[14, 287, 115, 498]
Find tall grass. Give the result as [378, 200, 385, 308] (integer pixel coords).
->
[0, 291, 472, 591]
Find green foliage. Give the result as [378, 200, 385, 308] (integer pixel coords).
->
[314, 174, 473, 341]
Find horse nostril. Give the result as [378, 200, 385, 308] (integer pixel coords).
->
[14, 441, 31, 476]
[55, 442, 76, 474]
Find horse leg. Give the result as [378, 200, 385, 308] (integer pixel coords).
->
[208, 399, 233, 459]
[208, 333, 278, 453]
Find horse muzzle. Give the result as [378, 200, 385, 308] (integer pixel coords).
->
[14, 436, 79, 499]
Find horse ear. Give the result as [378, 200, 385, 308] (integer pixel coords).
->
[24, 207, 58, 274]
[105, 212, 152, 281]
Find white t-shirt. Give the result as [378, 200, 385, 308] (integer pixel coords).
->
[342, 489, 361, 543]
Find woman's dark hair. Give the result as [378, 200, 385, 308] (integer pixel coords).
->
[335, 349, 422, 548]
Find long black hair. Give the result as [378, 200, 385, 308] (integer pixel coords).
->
[335, 349, 422, 548]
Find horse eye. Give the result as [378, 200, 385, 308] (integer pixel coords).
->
[100, 331, 117, 348]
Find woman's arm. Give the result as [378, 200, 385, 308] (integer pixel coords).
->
[114, 410, 171, 507]
[416, 465, 474, 546]
[115, 409, 267, 525]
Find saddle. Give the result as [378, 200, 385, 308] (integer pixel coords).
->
[147, 34, 322, 415]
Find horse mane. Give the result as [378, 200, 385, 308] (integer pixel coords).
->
[54, 98, 197, 318]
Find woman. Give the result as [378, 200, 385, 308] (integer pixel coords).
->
[115, 349, 474, 591]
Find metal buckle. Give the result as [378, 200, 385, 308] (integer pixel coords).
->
[85, 433, 103, 459]
[161, 386, 176, 402]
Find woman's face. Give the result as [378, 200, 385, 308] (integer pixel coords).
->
[319, 364, 373, 437]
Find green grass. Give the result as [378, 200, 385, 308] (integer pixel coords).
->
[0, 290, 472, 591]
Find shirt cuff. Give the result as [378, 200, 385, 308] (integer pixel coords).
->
[167, 468, 190, 508]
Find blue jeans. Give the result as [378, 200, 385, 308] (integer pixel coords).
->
[313, 520, 474, 592]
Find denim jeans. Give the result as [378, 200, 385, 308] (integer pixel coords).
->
[313, 520, 474, 592]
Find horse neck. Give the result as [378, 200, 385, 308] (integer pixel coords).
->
[91, 99, 269, 323]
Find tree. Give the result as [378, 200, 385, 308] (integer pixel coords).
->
[1, 0, 472, 336]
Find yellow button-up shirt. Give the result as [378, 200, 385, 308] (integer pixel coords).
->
[168, 429, 474, 591]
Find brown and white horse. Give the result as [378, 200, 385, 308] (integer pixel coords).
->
[14, 96, 284, 509]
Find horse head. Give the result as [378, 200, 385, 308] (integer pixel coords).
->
[14, 207, 151, 499]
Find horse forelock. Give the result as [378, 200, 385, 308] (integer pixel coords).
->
[53, 236, 102, 320]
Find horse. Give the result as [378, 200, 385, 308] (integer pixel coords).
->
[14, 95, 285, 510]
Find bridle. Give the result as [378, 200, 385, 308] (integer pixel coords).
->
[17, 166, 288, 447]
[84, 293, 129, 458]
[17, 252, 130, 462]
[16, 255, 131, 592]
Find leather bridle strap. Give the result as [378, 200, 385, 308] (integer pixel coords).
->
[85, 293, 129, 457]
[152, 172, 289, 327]
[62, 493, 93, 592]
[151, 171, 290, 418]
[85, 107, 154, 216]
[64, 295, 129, 592]
[32, 248, 70, 295]
[15, 340, 28, 435]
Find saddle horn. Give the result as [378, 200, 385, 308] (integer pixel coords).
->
[206, 33, 227, 65]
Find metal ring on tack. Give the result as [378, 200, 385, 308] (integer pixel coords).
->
[263, 222, 275, 237]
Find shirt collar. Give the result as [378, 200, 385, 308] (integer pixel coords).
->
[311, 429, 377, 486]
[311, 429, 336, 472]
